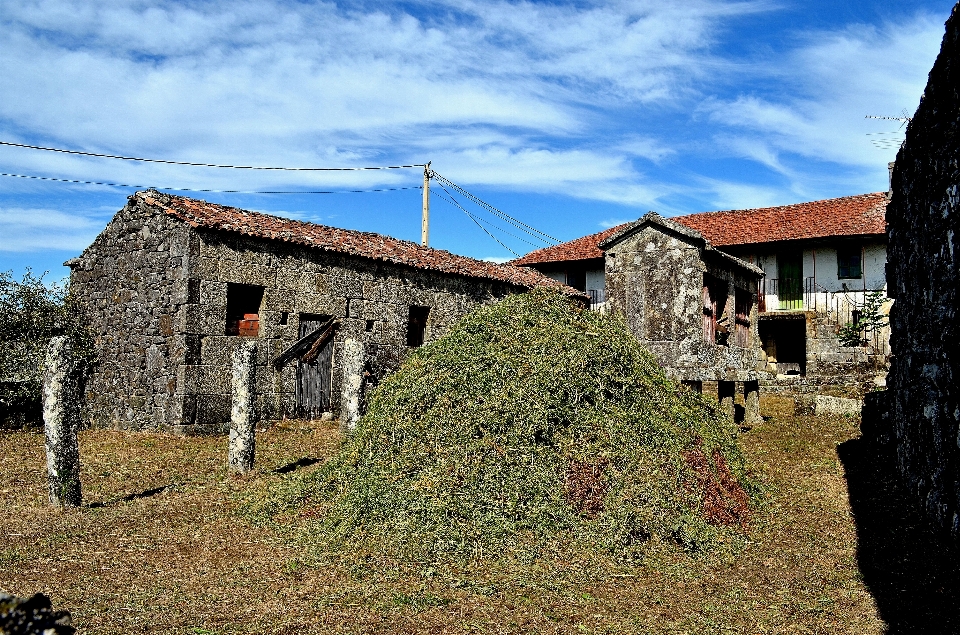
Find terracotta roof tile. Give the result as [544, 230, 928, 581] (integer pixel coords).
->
[135, 190, 581, 295]
[512, 192, 887, 265]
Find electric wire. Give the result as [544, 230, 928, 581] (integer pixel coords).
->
[432, 186, 520, 258]
[0, 171, 423, 194]
[431, 171, 561, 245]
[435, 183, 542, 249]
[0, 140, 425, 171]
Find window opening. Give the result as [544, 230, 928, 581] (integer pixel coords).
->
[279, 311, 289, 325]
[837, 246, 863, 279]
[365, 319, 375, 332]
[565, 270, 586, 292]
[406, 306, 430, 347]
[225, 283, 264, 337]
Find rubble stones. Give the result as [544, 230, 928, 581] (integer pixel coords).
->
[0, 592, 74, 635]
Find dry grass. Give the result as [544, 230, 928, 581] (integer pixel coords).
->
[0, 399, 893, 633]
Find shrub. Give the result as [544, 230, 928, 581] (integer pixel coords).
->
[838, 290, 888, 347]
[0, 270, 92, 428]
[256, 289, 756, 560]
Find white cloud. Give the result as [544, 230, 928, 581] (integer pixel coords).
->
[0, 207, 106, 252]
[701, 13, 945, 172]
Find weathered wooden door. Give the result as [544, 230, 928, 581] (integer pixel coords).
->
[295, 315, 334, 419]
[777, 251, 803, 310]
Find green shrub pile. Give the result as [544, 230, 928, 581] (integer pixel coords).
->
[261, 289, 755, 558]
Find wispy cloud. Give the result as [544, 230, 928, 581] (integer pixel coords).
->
[0, 207, 106, 252]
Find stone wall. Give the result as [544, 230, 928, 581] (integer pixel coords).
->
[884, 2, 960, 539]
[68, 196, 192, 430]
[178, 229, 527, 432]
[604, 223, 765, 382]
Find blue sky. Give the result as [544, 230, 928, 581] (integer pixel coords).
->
[0, 0, 954, 279]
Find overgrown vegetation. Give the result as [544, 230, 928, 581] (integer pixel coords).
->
[0, 270, 92, 427]
[838, 290, 888, 347]
[255, 289, 757, 560]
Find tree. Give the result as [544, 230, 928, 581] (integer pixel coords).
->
[0, 270, 92, 427]
[837, 290, 888, 347]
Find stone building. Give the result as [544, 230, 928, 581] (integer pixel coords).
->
[515, 191, 891, 396]
[883, 2, 960, 540]
[67, 190, 579, 433]
[525, 212, 767, 418]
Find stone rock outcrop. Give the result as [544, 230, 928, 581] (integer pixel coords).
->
[0, 592, 74, 635]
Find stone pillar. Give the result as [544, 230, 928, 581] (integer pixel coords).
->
[228, 341, 257, 474]
[43, 336, 82, 508]
[718, 380, 736, 421]
[339, 338, 364, 433]
[743, 380, 761, 425]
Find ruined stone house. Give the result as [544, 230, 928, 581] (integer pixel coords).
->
[67, 190, 579, 433]
[514, 191, 891, 396]
[525, 212, 768, 416]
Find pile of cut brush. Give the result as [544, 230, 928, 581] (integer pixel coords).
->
[260, 289, 755, 559]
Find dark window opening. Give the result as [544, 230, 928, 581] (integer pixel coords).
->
[702, 274, 729, 346]
[225, 283, 264, 337]
[759, 318, 806, 376]
[852, 309, 862, 327]
[837, 247, 863, 279]
[279, 311, 289, 325]
[565, 270, 586, 292]
[734, 288, 753, 347]
[406, 305, 430, 347]
[365, 319, 375, 332]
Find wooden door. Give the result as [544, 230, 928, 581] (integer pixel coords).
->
[777, 251, 803, 310]
[295, 315, 334, 419]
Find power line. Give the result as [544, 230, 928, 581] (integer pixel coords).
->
[0, 140, 425, 171]
[0, 171, 423, 195]
[432, 186, 520, 258]
[435, 182, 542, 249]
[431, 171, 561, 245]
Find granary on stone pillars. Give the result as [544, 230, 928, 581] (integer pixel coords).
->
[596, 213, 767, 421]
[514, 188, 893, 398]
[66, 190, 582, 433]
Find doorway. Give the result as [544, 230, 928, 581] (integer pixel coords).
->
[777, 251, 803, 310]
[295, 314, 334, 419]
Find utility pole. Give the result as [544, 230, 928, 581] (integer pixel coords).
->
[421, 162, 431, 247]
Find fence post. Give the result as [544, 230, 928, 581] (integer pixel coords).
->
[228, 341, 257, 474]
[43, 336, 82, 508]
[339, 338, 364, 433]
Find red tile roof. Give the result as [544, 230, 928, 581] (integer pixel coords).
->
[135, 190, 580, 294]
[512, 192, 887, 265]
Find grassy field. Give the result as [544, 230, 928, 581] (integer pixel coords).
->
[1, 397, 953, 634]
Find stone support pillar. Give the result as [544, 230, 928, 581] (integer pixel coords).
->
[43, 336, 82, 508]
[743, 380, 761, 425]
[718, 380, 736, 421]
[228, 341, 257, 473]
[339, 338, 364, 433]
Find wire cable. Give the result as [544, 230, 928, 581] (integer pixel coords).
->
[431, 171, 561, 245]
[432, 187, 520, 258]
[435, 182, 541, 249]
[0, 171, 422, 194]
[0, 140, 425, 171]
